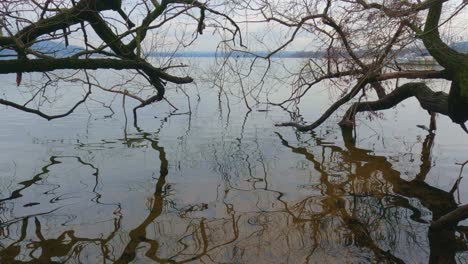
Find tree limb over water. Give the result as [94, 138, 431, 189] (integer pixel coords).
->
[0, 0, 241, 124]
[265, 0, 468, 132]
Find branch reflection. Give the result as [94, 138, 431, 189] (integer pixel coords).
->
[0, 127, 467, 263]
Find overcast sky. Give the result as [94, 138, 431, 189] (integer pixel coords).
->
[61, 0, 468, 52]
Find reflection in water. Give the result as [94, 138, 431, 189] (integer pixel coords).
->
[278, 129, 468, 264]
[1, 126, 467, 263]
[0, 132, 242, 263]
[1, 58, 467, 263]
[0, 156, 122, 263]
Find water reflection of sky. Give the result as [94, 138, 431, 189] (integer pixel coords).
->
[0, 59, 467, 263]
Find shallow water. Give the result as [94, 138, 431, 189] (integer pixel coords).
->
[0, 58, 467, 263]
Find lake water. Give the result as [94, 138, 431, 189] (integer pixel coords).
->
[0, 58, 467, 263]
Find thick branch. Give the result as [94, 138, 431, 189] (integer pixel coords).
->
[2, 0, 121, 48]
[420, 1, 464, 70]
[339, 82, 449, 127]
[370, 82, 386, 99]
[127, 1, 168, 51]
[0, 58, 192, 84]
[85, 10, 136, 58]
[431, 204, 468, 229]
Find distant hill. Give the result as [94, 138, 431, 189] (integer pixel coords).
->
[150, 41, 468, 59]
[149, 50, 320, 58]
[32, 41, 83, 57]
[1, 40, 466, 60]
[0, 41, 83, 59]
[399, 41, 468, 57]
[450, 41, 468, 53]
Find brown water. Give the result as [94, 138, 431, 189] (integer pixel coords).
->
[0, 58, 467, 263]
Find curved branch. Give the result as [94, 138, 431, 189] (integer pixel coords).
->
[2, 0, 122, 48]
[339, 82, 449, 127]
[0, 58, 192, 84]
[0, 90, 91, 121]
[431, 204, 468, 229]
[276, 77, 369, 131]
[419, 1, 465, 70]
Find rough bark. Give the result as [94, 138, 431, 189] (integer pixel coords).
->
[0, 58, 192, 84]
[431, 204, 468, 229]
[419, 1, 468, 125]
[0, 0, 121, 49]
[342, 1, 468, 130]
[448, 65, 468, 124]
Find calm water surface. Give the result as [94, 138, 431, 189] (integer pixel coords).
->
[0, 58, 467, 263]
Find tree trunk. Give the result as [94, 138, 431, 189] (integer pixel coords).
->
[448, 64, 468, 124]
